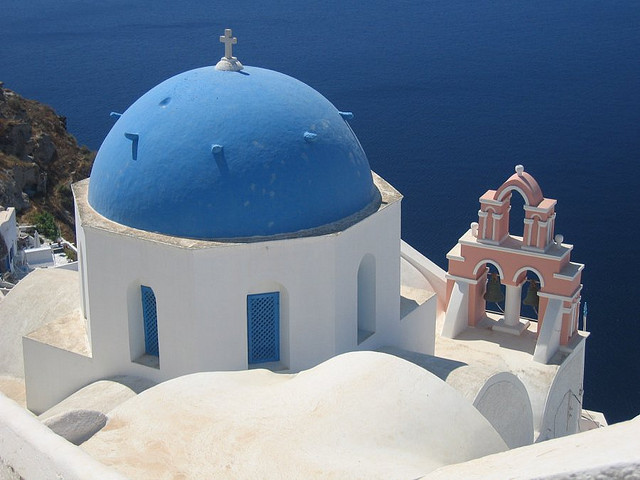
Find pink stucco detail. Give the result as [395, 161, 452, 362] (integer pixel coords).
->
[445, 167, 584, 350]
[495, 171, 544, 206]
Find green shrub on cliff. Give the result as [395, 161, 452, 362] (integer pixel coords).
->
[34, 211, 59, 240]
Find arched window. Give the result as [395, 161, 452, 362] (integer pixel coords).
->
[357, 254, 376, 344]
[141, 285, 159, 357]
[508, 190, 527, 238]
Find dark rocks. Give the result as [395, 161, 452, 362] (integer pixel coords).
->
[33, 133, 57, 164]
[0, 175, 31, 210]
[0, 123, 32, 159]
[0, 84, 95, 239]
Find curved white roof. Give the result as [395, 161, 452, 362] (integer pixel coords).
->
[82, 351, 507, 479]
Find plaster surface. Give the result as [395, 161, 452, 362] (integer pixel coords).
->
[379, 347, 534, 448]
[82, 351, 507, 479]
[74, 172, 401, 246]
[0, 268, 81, 379]
[0, 393, 128, 480]
[38, 377, 156, 423]
[25, 308, 89, 356]
[423, 415, 640, 480]
[435, 312, 586, 439]
[400, 256, 436, 313]
[0, 376, 25, 408]
[42, 410, 107, 446]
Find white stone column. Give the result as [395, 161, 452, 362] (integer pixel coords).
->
[504, 284, 522, 327]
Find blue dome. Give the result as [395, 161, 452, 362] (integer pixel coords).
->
[88, 65, 380, 239]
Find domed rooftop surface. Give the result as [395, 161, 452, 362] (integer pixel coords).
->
[88, 65, 380, 240]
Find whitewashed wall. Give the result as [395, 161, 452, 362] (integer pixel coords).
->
[0, 207, 17, 272]
[25, 181, 407, 411]
[0, 393, 127, 480]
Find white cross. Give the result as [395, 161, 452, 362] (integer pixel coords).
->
[220, 29, 237, 59]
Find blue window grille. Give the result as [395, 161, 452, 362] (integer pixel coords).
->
[141, 285, 159, 357]
[247, 292, 280, 364]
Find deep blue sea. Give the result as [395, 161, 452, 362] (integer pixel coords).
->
[2, 0, 639, 423]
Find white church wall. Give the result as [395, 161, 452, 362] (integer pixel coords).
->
[74, 201, 90, 341]
[400, 240, 448, 312]
[78, 194, 403, 377]
[23, 337, 96, 415]
[79, 220, 342, 377]
[334, 200, 402, 355]
[357, 253, 377, 340]
[471, 371, 534, 448]
[536, 337, 586, 441]
[190, 234, 337, 373]
[397, 248, 441, 356]
[441, 280, 470, 338]
[397, 295, 437, 356]
[126, 280, 146, 364]
[21, 224, 189, 412]
[25, 181, 405, 410]
[82, 226, 194, 381]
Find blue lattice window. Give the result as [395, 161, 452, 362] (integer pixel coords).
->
[247, 292, 280, 364]
[141, 285, 159, 357]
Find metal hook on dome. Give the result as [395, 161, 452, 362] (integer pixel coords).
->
[124, 132, 139, 160]
[211, 144, 229, 176]
[303, 131, 318, 143]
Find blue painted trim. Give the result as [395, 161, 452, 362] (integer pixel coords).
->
[247, 292, 280, 364]
[141, 285, 159, 357]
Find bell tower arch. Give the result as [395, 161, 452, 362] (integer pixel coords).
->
[443, 166, 584, 364]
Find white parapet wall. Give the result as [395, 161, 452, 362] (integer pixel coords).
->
[422, 414, 640, 480]
[0, 393, 127, 480]
[24, 246, 54, 268]
[400, 241, 447, 313]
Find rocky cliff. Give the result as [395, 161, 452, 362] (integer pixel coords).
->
[0, 83, 95, 240]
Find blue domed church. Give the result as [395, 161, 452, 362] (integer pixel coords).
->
[23, 30, 437, 412]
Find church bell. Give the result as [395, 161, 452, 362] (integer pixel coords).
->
[523, 279, 540, 309]
[484, 273, 505, 303]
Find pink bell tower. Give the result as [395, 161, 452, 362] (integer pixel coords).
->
[442, 166, 584, 363]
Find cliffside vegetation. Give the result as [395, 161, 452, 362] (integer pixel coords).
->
[0, 82, 95, 241]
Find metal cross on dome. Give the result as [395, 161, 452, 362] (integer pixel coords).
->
[220, 29, 237, 59]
